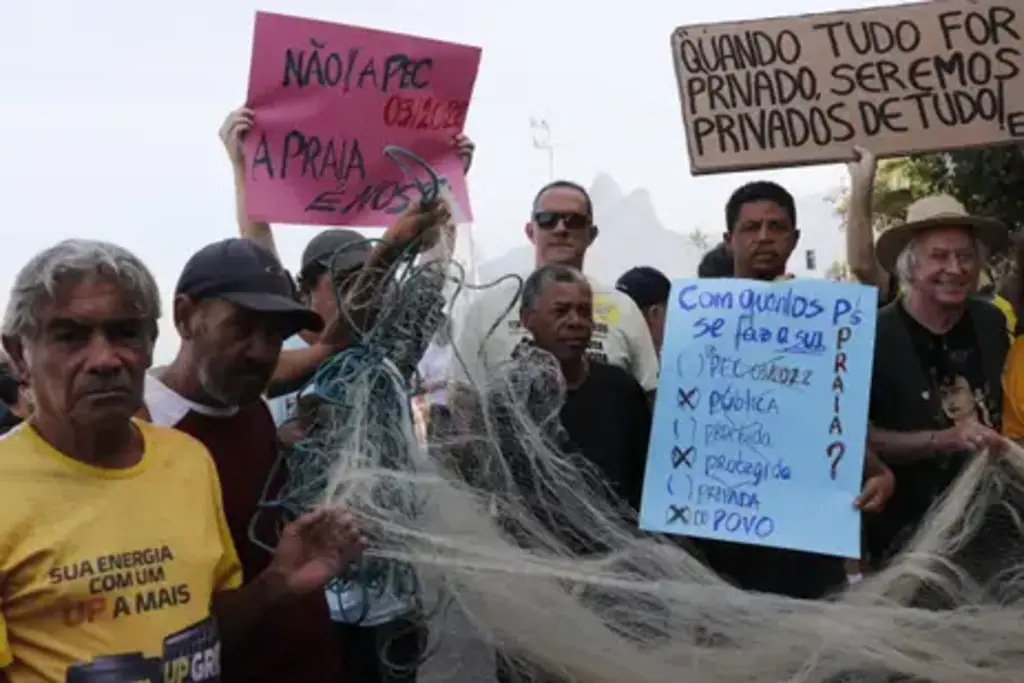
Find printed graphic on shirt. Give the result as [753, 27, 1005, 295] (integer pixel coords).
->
[50, 546, 223, 682]
[50, 546, 191, 624]
[65, 617, 221, 683]
[939, 374, 992, 428]
[592, 294, 621, 326]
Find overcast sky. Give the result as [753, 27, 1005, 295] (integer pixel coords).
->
[0, 0, 906, 361]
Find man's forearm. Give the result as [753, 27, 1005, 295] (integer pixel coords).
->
[868, 427, 939, 463]
[846, 180, 889, 301]
[232, 164, 278, 258]
[863, 449, 889, 478]
[212, 570, 291, 649]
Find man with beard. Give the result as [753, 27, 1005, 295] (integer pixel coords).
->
[141, 236, 345, 683]
[144, 196, 448, 682]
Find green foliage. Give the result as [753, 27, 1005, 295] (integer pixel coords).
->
[831, 145, 1024, 235]
[909, 146, 1024, 235]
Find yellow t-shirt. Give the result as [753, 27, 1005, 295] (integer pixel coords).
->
[1003, 337, 1024, 439]
[992, 294, 1017, 339]
[0, 420, 242, 683]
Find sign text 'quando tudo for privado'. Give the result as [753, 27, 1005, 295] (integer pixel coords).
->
[671, 0, 1024, 174]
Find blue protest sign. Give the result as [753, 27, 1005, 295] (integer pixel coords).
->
[638, 278, 877, 558]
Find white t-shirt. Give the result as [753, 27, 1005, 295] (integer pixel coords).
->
[266, 334, 312, 426]
[449, 276, 659, 391]
[144, 373, 239, 425]
[417, 341, 451, 406]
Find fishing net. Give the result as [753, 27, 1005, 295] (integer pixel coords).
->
[254, 146, 1024, 683]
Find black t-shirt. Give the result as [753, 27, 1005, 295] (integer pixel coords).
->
[897, 304, 995, 430]
[490, 358, 652, 555]
[865, 305, 999, 566]
[558, 362, 652, 510]
[871, 305, 1019, 605]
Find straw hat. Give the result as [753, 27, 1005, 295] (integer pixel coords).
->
[875, 194, 1008, 273]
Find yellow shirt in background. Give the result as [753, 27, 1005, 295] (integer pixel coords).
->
[1003, 337, 1024, 440]
[0, 420, 242, 683]
[1003, 337, 1024, 439]
[992, 294, 1017, 339]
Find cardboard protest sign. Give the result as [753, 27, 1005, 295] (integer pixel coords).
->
[244, 12, 481, 226]
[639, 279, 877, 557]
[671, 1, 1024, 174]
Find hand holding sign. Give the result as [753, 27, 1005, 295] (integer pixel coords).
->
[220, 107, 254, 169]
[672, 0, 1024, 174]
[639, 279, 878, 558]
[244, 12, 481, 227]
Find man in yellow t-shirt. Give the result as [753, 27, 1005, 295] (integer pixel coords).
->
[0, 421, 241, 682]
[0, 239, 366, 683]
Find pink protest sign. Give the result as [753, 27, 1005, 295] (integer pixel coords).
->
[244, 12, 481, 227]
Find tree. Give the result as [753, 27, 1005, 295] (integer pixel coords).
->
[831, 145, 1024, 235]
[686, 229, 713, 253]
[910, 146, 1024, 235]
[830, 157, 936, 232]
[830, 145, 1024, 295]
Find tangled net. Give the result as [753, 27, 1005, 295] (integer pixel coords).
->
[256, 146, 1024, 683]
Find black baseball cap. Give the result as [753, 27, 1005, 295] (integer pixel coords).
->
[176, 238, 324, 334]
[299, 229, 370, 281]
[616, 266, 671, 309]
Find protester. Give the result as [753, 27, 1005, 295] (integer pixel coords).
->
[140, 236, 349, 682]
[1004, 235, 1024, 439]
[720, 181, 800, 281]
[615, 266, 671, 355]
[219, 107, 475, 416]
[697, 242, 733, 278]
[519, 264, 652, 508]
[865, 195, 1009, 568]
[0, 239, 364, 682]
[494, 264, 652, 683]
[683, 181, 895, 598]
[451, 180, 659, 394]
[843, 147, 1016, 336]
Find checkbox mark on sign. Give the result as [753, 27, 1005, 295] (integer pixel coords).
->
[667, 505, 689, 524]
[671, 445, 694, 469]
[677, 387, 699, 409]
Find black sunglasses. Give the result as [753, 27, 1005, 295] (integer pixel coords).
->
[533, 211, 591, 231]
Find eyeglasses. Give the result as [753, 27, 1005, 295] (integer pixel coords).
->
[533, 211, 590, 231]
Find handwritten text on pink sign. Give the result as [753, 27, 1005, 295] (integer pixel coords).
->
[244, 12, 481, 226]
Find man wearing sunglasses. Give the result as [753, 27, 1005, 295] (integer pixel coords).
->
[451, 180, 659, 394]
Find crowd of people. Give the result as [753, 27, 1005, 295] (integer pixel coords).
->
[0, 104, 1017, 683]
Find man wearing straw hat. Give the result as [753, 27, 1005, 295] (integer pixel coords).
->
[865, 193, 1010, 568]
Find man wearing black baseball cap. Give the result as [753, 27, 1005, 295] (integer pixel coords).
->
[616, 266, 671, 354]
[142, 237, 346, 683]
[159, 237, 324, 408]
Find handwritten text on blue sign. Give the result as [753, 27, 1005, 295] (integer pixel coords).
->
[638, 279, 877, 558]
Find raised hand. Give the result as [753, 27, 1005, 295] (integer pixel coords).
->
[454, 133, 475, 175]
[847, 145, 877, 192]
[383, 198, 453, 253]
[219, 107, 255, 169]
[266, 507, 366, 596]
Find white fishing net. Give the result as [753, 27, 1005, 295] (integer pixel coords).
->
[260, 162, 1024, 683]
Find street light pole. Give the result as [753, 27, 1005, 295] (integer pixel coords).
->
[530, 117, 555, 181]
